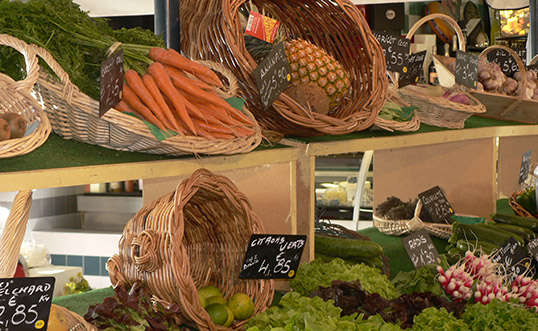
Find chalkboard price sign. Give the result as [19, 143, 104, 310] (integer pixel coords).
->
[372, 31, 410, 73]
[240, 234, 306, 279]
[519, 150, 532, 184]
[402, 229, 441, 269]
[455, 50, 479, 89]
[99, 49, 124, 117]
[253, 42, 292, 110]
[0, 277, 55, 330]
[491, 238, 530, 283]
[398, 50, 426, 88]
[487, 48, 520, 78]
[418, 186, 455, 223]
[527, 64, 538, 74]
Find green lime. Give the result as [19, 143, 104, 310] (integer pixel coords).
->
[227, 293, 255, 320]
[198, 286, 223, 301]
[223, 306, 234, 327]
[205, 303, 229, 326]
[198, 292, 207, 308]
[206, 295, 227, 306]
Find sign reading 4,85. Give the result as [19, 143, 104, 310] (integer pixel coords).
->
[0, 277, 55, 330]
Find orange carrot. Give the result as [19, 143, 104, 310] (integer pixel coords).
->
[122, 84, 167, 131]
[189, 99, 254, 137]
[141, 74, 180, 131]
[191, 117, 235, 136]
[147, 62, 197, 135]
[148, 47, 223, 87]
[194, 127, 216, 140]
[124, 69, 175, 131]
[114, 100, 133, 113]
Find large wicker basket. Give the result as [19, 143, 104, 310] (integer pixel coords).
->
[0, 34, 51, 158]
[31, 45, 262, 156]
[397, 14, 486, 129]
[107, 168, 274, 330]
[180, 0, 387, 136]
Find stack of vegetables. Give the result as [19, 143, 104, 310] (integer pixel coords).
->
[476, 57, 538, 100]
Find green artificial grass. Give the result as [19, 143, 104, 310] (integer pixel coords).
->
[52, 286, 115, 317]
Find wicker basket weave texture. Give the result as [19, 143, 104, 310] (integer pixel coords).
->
[181, 0, 388, 136]
[0, 34, 51, 158]
[107, 169, 273, 331]
[509, 190, 536, 218]
[31, 44, 262, 156]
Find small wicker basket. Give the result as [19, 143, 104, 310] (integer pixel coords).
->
[397, 14, 486, 129]
[373, 199, 453, 239]
[509, 190, 537, 218]
[0, 34, 51, 158]
[180, 0, 387, 136]
[107, 168, 274, 330]
[31, 45, 262, 156]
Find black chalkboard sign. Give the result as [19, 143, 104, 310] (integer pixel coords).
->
[402, 229, 441, 269]
[398, 50, 426, 88]
[527, 64, 538, 74]
[99, 49, 124, 117]
[519, 150, 532, 184]
[240, 234, 306, 279]
[372, 31, 410, 73]
[527, 237, 538, 262]
[418, 186, 455, 223]
[253, 42, 292, 110]
[455, 50, 479, 89]
[491, 238, 530, 283]
[0, 277, 55, 330]
[514, 48, 527, 65]
[487, 48, 520, 78]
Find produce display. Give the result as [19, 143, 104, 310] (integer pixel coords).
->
[476, 57, 538, 100]
[0, 112, 26, 141]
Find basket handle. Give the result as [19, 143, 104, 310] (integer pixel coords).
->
[0, 34, 40, 94]
[405, 13, 466, 52]
[0, 191, 32, 278]
[530, 54, 538, 65]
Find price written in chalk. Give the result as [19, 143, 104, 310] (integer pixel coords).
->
[455, 50, 479, 89]
[527, 237, 538, 262]
[372, 31, 410, 73]
[519, 150, 532, 184]
[491, 238, 530, 283]
[402, 229, 441, 269]
[487, 48, 522, 78]
[419, 186, 455, 223]
[240, 234, 306, 279]
[0, 277, 55, 330]
[253, 42, 291, 110]
[398, 50, 426, 88]
[99, 49, 124, 117]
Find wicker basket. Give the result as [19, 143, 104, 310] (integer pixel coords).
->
[180, 0, 387, 136]
[0, 34, 51, 158]
[31, 45, 262, 156]
[471, 45, 538, 123]
[107, 168, 273, 330]
[373, 199, 453, 239]
[509, 190, 537, 218]
[397, 14, 486, 129]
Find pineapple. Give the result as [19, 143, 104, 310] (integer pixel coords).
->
[284, 39, 351, 108]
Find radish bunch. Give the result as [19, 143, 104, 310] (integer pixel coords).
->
[437, 264, 474, 301]
[474, 278, 512, 304]
[511, 275, 538, 310]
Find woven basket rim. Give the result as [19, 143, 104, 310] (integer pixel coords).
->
[399, 84, 487, 114]
[509, 190, 537, 218]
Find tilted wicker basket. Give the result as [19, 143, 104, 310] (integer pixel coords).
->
[180, 0, 387, 136]
[107, 168, 274, 330]
[0, 34, 51, 158]
[509, 190, 537, 218]
[31, 45, 262, 156]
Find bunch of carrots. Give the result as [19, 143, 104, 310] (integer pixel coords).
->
[115, 47, 255, 140]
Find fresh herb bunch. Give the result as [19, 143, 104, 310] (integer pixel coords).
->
[0, 0, 164, 100]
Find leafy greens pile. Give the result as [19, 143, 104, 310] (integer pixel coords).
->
[411, 307, 469, 331]
[391, 264, 443, 297]
[0, 0, 164, 100]
[289, 258, 399, 299]
[461, 299, 538, 330]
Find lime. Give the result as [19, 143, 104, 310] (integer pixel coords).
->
[227, 293, 255, 320]
[205, 303, 229, 326]
[206, 295, 227, 306]
[223, 306, 234, 327]
[198, 292, 207, 308]
[198, 286, 223, 301]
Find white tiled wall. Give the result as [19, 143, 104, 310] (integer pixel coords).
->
[32, 231, 122, 257]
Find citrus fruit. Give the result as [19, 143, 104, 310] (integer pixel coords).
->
[227, 293, 255, 320]
[198, 286, 223, 301]
[198, 292, 207, 308]
[223, 306, 234, 327]
[205, 303, 229, 326]
[206, 295, 227, 306]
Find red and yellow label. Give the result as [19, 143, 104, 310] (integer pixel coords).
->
[245, 11, 280, 44]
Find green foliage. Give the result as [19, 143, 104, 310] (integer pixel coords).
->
[462, 299, 538, 331]
[412, 307, 469, 331]
[391, 264, 443, 297]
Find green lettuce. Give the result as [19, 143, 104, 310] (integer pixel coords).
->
[412, 307, 469, 330]
[289, 258, 399, 299]
[391, 264, 443, 297]
[462, 299, 538, 330]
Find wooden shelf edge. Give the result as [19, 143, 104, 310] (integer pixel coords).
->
[0, 147, 299, 192]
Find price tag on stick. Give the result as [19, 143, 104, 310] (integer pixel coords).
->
[0, 277, 55, 330]
[487, 48, 520, 78]
[402, 229, 441, 269]
[491, 238, 530, 283]
[418, 186, 455, 223]
[398, 50, 426, 88]
[253, 42, 292, 110]
[372, 31, 410, 73]
[99, 49, 124, 117]
[455, 50, 479, 89]
[240, 234, 306, 279]
[519, 150, 532, 184]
